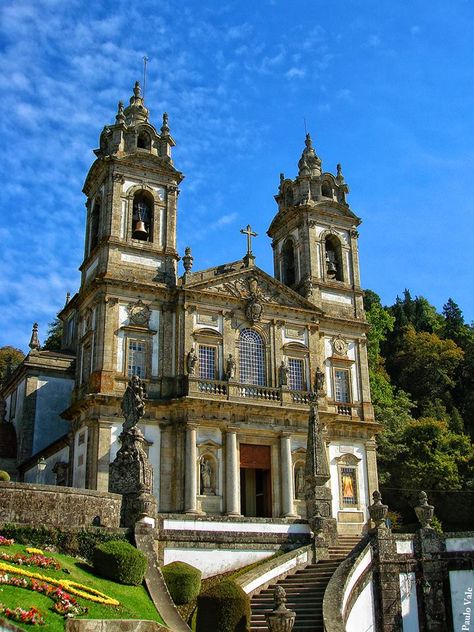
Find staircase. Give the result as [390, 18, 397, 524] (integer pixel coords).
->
[250, 536, 360, 632]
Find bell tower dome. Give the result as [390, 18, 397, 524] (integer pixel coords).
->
[267, 134, 364, 319]
[80, 81, 184, 289]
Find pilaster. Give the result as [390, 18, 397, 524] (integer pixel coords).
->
[225, 426, 241, 516]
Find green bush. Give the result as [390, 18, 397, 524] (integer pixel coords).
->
[0, 524, 129, 561]
[196, 579, 250, 632]
[162, 561, 202, 605]
[93, 539, 147, 585]
[0, 471, 10, 481]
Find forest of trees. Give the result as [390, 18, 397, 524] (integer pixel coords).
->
[364, 289, 474, 528]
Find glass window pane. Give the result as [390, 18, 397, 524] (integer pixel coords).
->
[288, 358, 304, 391]
[335, 369, 350, 402]
[341, 467, 357, 505]
[239, 329, 265, 385]
[128, 340, 146, 378]
[199, 345, 216, 380]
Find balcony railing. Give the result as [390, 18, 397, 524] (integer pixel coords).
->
[187, 378, 362, 418]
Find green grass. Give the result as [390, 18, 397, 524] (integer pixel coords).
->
[0, 544, 165, 630]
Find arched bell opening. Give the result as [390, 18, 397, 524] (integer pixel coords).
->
[132, 191, 153, 241]
[321, 181, 333, 198]
[325, 234, 343, 281]
[137, 131, 151, 150]
[281, 239, 296, 286]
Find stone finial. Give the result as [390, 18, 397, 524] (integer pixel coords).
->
[415, 491, 435, 529]
[266, 586, 296, 632]
[368, 490, 389, 529]
[28, 323, 40, 351]
[297, 132, 322, 178]
[336, 163, 345, 183]
[161, 112, 170, 136]
[121, 375, 146, 432]
[65, 292, 70, 306]
[133, 81, 141, 98]
[182, 246, 194, 273]
[115, 100, 125, 124]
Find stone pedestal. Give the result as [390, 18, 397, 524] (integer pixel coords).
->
[109, 427, 157, 528]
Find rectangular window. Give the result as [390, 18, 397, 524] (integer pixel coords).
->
[288, 358, 304, 391]
[334, 369, 350, 403]
[199, 345, 216, 380]
[127, 339, 146, 378]
[341, 467, 358, 506]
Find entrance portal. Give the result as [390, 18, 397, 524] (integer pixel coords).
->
[239, 444, 272, 518]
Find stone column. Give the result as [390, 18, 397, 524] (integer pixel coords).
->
[365, 439, 379, 501]
[226, 427, 241, 516]
[280, 433, 296, 517]
[184, 423, 199, 514]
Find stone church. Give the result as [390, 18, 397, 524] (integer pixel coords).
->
[0, 82, 379, 536]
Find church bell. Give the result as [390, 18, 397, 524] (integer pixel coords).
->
[133, 221, 148, 239]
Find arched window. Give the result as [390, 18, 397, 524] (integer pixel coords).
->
[321, 182, 332, 198]
[285, 187, 294, 207]
[132, 191, 153, 241]
[89, 200, 100, 252]
[137, 131, 151, 150]
[325, 235, 343, 281]
[281, 239, 296, 286]
[239, 328, 265, 385]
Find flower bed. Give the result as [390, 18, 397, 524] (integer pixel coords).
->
[0, 561, 119, 606]
[0, 551, 61, 570]
[0, 574, 86, 617]
[0, 536, 15, 546]
[0, 604, 45, 625]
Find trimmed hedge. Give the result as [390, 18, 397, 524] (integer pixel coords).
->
[161, 561, 202, 605]
[0, 471, 10, 481]
[93, 539, 147, 585]
[196, 579, 250, 632]
[0, 524, 129, 561]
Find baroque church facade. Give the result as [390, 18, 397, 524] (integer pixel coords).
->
[1, 83, 379, 535]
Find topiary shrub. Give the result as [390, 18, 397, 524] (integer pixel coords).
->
[161, 561, 202, 605]
[196, 578, 250, 632]
[0, 471, 10, 481]
[93, 539, 147, 585]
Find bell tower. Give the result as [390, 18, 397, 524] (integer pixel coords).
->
[267, 134, 364, 319]
[80, 81, 184, 288]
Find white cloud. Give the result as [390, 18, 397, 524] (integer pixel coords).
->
[286, 67, 306, 79]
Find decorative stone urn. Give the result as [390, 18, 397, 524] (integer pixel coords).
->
[415, 491, 435, 528]
[368, 490, 388, 529]
[266, 586, 296, 632]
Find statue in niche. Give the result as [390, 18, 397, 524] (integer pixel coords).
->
[225, 354, 236, 380]
[278, 361, 289, 387]
[200, 457, 214, 495]
[121, 375, 146, 431]
[295, 464, 305, 499]
[186, 347, 198, 375]
[314, 367, 325, 396]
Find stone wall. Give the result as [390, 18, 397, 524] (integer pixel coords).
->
[0, 482, 121, 528]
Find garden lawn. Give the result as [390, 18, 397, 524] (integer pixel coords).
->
[0, 544, 165, 631]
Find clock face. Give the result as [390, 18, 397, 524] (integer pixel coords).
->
[127, 300, 151, 326]
[333, 337, 347, 355]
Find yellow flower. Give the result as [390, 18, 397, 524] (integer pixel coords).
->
[0, 562, 119, 606]
[25, 547, 44, 555]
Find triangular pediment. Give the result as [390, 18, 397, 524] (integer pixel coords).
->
[185, 264, 323, 314]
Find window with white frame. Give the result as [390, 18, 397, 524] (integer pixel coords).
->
[288, 358, 305, 391]
[127, 339, 147, 378]
[199, 345, 216, 380]
[239, 328, 265, 385]
[334, 369, 350, 403]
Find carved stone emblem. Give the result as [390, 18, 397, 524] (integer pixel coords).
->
[333, 335, 347, 356]
[127, 299, 151, 327]
[245, 277, 263, 323]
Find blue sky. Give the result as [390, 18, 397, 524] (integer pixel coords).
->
[1, 0, 473, 351]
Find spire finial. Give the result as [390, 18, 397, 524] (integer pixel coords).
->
[161, 112, 170, 136]
[65, 292, 70, 306]
[336, 163, 344, 183]
[133, 81, 141, 98]
[116, 101, 125, 123]
[29, 323, 40, 352]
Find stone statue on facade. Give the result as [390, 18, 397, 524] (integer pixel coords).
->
[225, 354, 236, 380]
[200, 458, 213, 495]
[186, 347, 198, 375]
[121, 375, 146, 431]
[295, 465, 305, 499]
[278, 361, 289, 387]
[314, 367, 325, 395]
[109, 375, 156, 527]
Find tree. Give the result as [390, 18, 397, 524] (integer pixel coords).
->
[0, 346, 25, 384]
[391, 325, 464, 416]
[42, 318, 63, 351]
[442, 298, 465, 345]
[397, 418, 473, 491]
